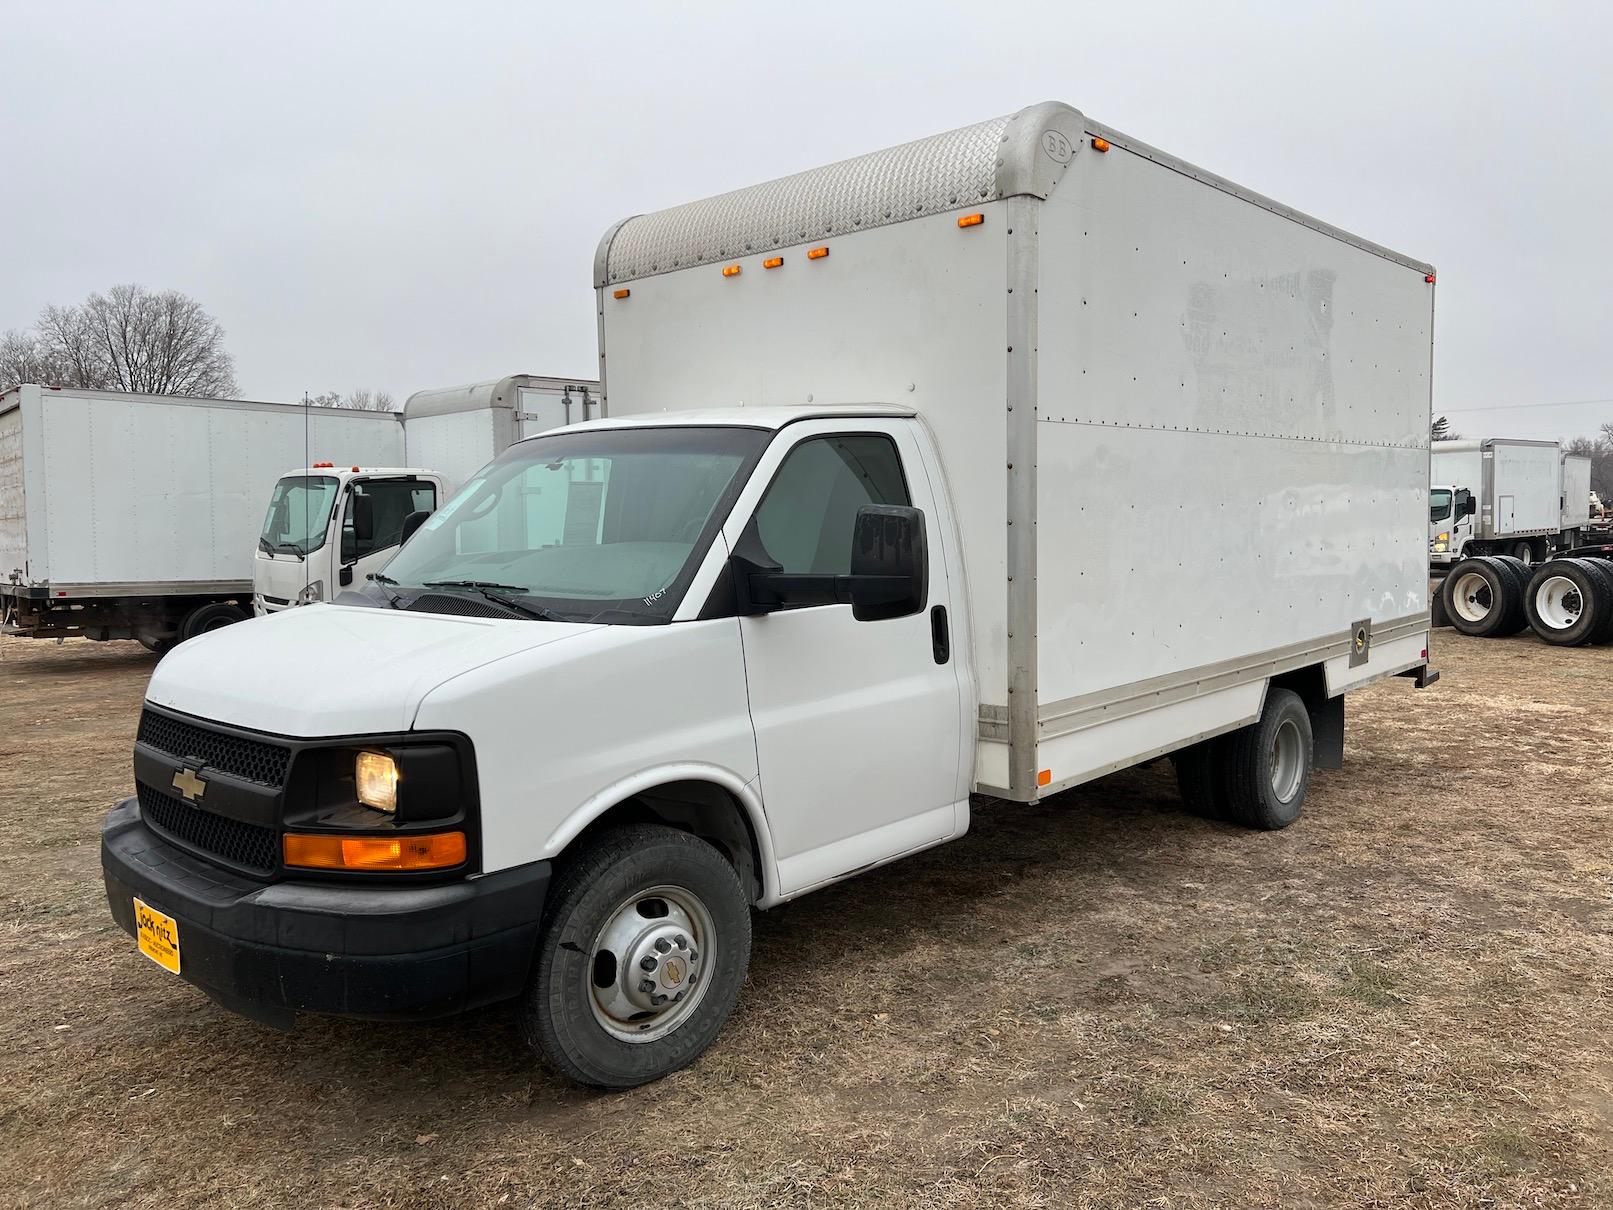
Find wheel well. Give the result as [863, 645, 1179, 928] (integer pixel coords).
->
[565, 781, 765, 903]
[1270, 665, 1343, 770]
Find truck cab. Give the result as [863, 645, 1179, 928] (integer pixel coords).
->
[1429, 484, 1476, 567]
[253, 465, 443, 614]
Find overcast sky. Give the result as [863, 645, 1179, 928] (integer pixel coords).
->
[4, 1, 1609, 439]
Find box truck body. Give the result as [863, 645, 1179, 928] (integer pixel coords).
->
[595, 101, 1436, 799]
[1561, 453, 1592, 531]
[101, 101, 1437, 1087]
[1, 385, 400, 643]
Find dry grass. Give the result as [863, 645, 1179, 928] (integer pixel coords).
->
[0, 629, 1610, 1208]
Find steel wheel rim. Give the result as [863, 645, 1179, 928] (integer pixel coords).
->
[1451, 571, 1493, 623]
[1534, 575, 1582, 631]
[1270, 718, 1304, 803]
[586, 883, 715, 1044]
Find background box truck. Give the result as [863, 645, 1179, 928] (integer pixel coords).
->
[252, 375, 598, 615]
[1429, 437, 1569, 567]
[102, 101, 1435, 1090]
[2, 384, 401, 648]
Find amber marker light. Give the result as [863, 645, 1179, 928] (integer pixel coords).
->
[806, 246, 830, 260]
[1038, 769, 1053, 787]
[763, 256, 784, 269]
[721, 264, 742, 277]
[1091, 137, 1111, 152]
[613, 288, 631, 299]
[284, 831, 467, 872]
[957, 213, 985, 228]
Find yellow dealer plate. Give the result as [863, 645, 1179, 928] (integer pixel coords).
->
[133, 898, 181, 974]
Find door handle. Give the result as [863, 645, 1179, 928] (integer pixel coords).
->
[930, 605, 950, 664]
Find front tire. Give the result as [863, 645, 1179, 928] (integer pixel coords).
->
[179, 601, 248, 642]
[521, 824, 751, 1089]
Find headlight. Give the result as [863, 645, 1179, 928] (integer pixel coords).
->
[355, 750, 399, 813]
[296, 580, 325, 604]
[1432, 540, 1448, 553]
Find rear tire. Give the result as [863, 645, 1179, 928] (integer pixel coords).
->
[1441, 557, 1527, 638]
[1590, 560, 1613, 644]
[1173, 740, 1230, 820]
[1524, 559, 1609, 647]
[521, 824, 751, 1089]
[178, 601, 248, 642]
[1510, 540, 1536, 565]
[1218, 688, 1313, 830]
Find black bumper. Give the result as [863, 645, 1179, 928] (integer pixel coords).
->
[101, 797, 549, 1026]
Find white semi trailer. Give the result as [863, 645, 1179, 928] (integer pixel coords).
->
[1429, 438, 1587, 567]
[1, 385, 401, 647]
[103, 101, 1436, 1089]
[252, 375, 598, 615]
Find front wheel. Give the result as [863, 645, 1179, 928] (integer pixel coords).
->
[521, 824, 751, 1089]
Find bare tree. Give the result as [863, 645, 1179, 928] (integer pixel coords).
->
[2, 284, 236, 397]
[307, 388, 397, 411]
[0, 329, 71, 391]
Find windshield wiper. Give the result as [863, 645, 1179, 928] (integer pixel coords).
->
[369, 572, 399, 585]
[420, 581, 569, 622]
[272, 542, 305, 561]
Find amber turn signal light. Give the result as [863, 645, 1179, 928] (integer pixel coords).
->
[283, 831, 467, 872]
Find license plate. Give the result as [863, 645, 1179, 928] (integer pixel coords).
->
[133, 897, 181, 974]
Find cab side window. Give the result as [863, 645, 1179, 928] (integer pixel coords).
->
[346, 480, 437, 561]
[754, 435, 909, 575]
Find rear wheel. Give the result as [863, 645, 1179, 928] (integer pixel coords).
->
[1524, 559, 1608, 646]
[1218, 688, 1313, 830]
[1441, 557, 1526, 638]
[179, 601, 248, 642]
[1510, 540, 1537, 564]
[521, 824, 751, 1089]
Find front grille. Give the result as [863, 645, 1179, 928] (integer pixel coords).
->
[138, 783, 277, 874]
[137, 709, 290, 787]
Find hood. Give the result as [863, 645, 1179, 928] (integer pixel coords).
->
[146, 603, 600, 737]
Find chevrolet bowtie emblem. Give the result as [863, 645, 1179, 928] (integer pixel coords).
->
[172, 767, 208, 802]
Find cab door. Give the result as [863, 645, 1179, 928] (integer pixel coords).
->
[727, 420, 967, 897]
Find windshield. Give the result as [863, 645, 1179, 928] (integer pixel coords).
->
[1430, 488, 1453, 524]
[260, 475, 339, 556]
[379, 425, 768, 623]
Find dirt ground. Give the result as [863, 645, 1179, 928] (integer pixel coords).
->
[0, 630, 1610, 1209]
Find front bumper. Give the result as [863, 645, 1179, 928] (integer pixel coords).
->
[101, 797, 548, 1026]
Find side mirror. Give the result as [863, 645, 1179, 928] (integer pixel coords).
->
[350, 491, 375, 543]
[847, 504, 926, 621]
[340, 529, 356, 564]
[399, 509, 431, 546]
[728, 503, 927, 620]
[1462, 496, 1477, 517]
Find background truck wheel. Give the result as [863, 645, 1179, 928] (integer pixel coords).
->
[521, 823, 751, 1089]
[1526, 559, 1613, 646]
[1509, 540, 1537, 565]
[1172, 740, 1226, 820]
[1441, 557, 1526, 638]
[178, 601, 248, 642]
[1217, 688, 1313, 830]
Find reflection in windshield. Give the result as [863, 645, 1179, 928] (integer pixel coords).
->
[1430, 488, 1453, 524]
[380, 426, 767, 623]
[260, 475, 339, 556]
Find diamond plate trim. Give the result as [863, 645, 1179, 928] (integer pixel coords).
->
[599, 114, 1016, 285]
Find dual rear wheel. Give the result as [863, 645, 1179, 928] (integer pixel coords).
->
[1173, 688, 1314, 830]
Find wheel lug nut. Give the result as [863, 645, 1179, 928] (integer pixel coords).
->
[674, 934, 687, 948]
[639, 956, 657, 971]
[651, 994, 667, 1006]
[638, 979, 655, 994]
[687, 949, 698, 963]
[654, 938, 671, 953]
[674, 991, 684, 1002]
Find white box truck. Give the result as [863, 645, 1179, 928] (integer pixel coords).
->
[1561, 451, 1593, 539]
[102, 101, 1436, 1089]
[1, 384, 402, 648]
[251, 376, 598, 616]
[1429, 437, 1577, 567]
